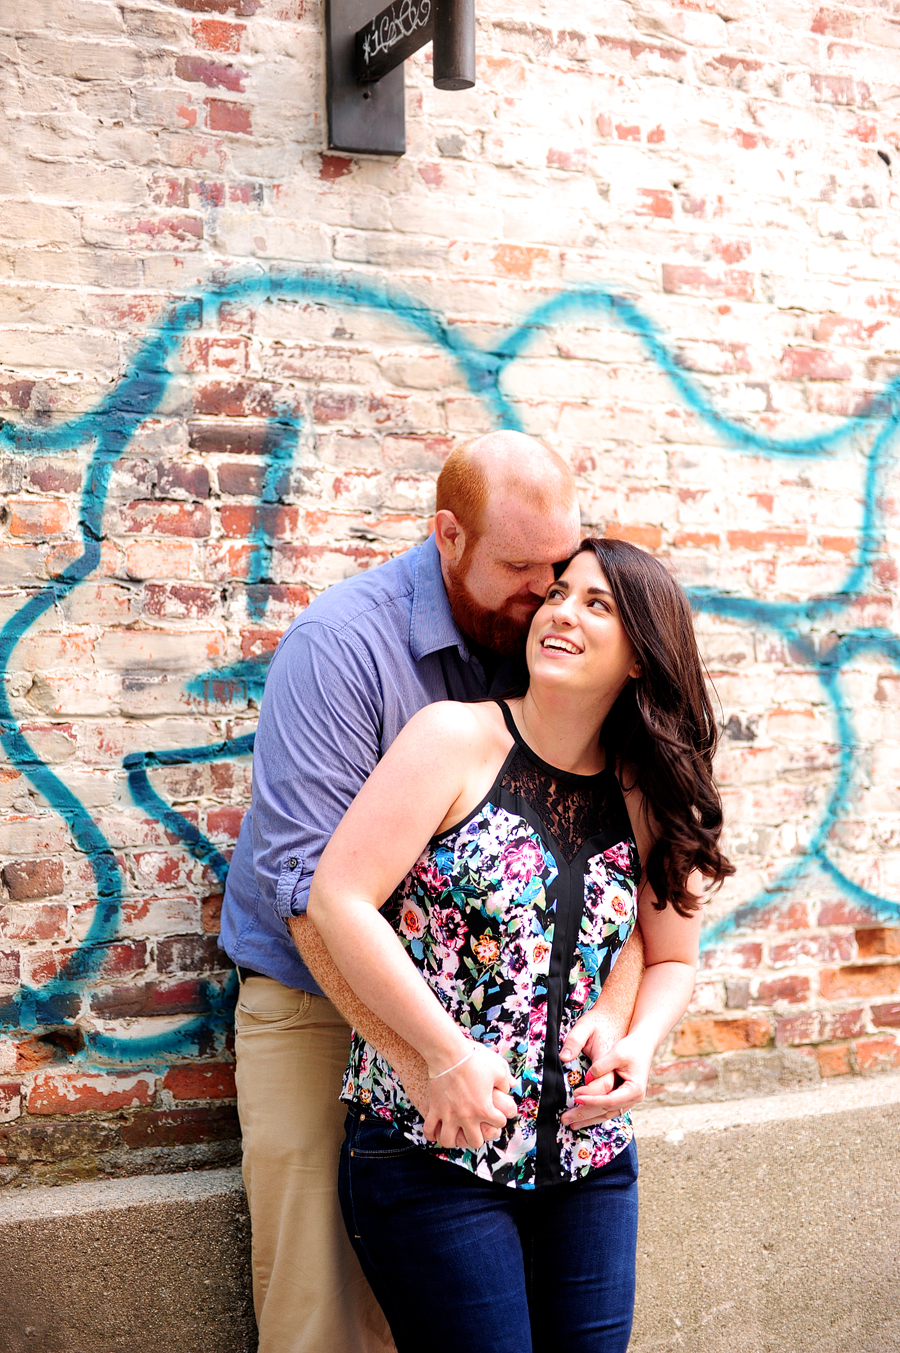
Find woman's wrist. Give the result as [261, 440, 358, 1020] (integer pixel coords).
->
[421, 1027, 471, 1077]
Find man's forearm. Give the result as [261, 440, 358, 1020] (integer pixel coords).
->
[591, 923, 645, 1044]
[288, 914, 429, 1114]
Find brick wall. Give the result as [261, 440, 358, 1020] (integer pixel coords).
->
[1, 0, 899, 1184]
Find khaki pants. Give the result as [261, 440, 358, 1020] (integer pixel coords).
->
[234, 976, 395, 1353]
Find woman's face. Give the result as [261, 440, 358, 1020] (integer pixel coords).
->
[526, 550, 641, 700]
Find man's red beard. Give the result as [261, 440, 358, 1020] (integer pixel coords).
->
[445, 558, 539, 657]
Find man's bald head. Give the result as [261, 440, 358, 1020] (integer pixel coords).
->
[436, 431, 578, 543]
[434, 431, 582, 655]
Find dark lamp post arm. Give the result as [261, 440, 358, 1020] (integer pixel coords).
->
[355, 0, 474, 91]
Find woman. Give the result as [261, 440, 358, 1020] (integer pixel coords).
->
[308, 537, 733, 1353]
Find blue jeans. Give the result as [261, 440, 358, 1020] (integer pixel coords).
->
[339, 1110, 638, 1353]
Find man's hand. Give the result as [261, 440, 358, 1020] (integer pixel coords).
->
[560, 1029, 655, 1128]
[423, 1043, 517, 1152]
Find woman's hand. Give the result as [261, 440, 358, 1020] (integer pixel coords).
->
[559, 1027, 655, 1128]
[423, 1043, 517, 1151]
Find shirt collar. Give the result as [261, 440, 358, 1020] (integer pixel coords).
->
[410, 534, 471, 663]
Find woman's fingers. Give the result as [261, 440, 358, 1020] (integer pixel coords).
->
[423, 1043, 515, 1148]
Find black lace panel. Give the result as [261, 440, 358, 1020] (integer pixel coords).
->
[499, 746, 619, 863]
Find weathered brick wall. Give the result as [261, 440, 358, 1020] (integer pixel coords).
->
[1, 0, 899, 1184]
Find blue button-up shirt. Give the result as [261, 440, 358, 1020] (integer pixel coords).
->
[220, 534, 505, 994]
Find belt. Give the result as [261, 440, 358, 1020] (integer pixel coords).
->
[237, 965, 265, 982]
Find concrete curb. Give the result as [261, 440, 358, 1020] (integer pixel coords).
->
[631, 1072, 900, 1353]
[1, 1075, 898, 1352]
[0, 1168, 256, 1353]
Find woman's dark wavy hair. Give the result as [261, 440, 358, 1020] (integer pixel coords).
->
[570, 537, 734, 916]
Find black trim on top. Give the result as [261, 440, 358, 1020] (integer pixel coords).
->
[493, 700, 635, 1187]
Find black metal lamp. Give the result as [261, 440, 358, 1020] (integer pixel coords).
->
[326, 0, 475, 156]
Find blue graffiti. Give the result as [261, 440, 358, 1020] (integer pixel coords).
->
[1, 269, 898, 1065]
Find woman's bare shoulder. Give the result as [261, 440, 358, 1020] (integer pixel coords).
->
[401, 699, 505, 749]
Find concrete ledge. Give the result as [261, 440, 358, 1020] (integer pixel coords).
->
[631, 1072, 900, 1353]
[1, 1075, 898, 1352]
[0, 1168, 256, 1353]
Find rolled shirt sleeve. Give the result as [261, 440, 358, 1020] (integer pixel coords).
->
[252, 620, 384, 921]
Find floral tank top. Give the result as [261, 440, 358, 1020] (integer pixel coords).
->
[341, 701, 639, 1190]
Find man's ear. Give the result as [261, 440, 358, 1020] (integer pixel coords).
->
[434, 509, 466, 565]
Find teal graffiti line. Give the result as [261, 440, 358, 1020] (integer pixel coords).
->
[0, 271, 898, 1052]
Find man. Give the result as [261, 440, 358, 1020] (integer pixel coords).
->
[220, 430, 644, 1353]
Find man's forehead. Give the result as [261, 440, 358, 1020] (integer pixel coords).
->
[480, 494, 581, 559]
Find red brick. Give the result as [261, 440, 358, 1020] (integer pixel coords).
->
[133, 850, 197, 889]
[218, 461, 265, 495]
[819, 965, 900, 1000]
[492, 244, 550, 279]
[119, 1103, 240, 1149]
[163, 1062, 236, 1100]
[24, 941, 146, 986]
[28, 1072, 156, 1115]
[27, 461, 82, 494]
[205, 805, 245, 841]
[753, 976, 810, 1005]
[120, 501, 212, 537]
[855, 927, 900, 959]
[647, 124, 665, 144]
[188, 420, 271, 454]
[194, 382, 279, 418]
[156, 461, 210, 499]
[817, 1044, 852, 1077]
[672, 1016, 771, 1056]
[810, 74, 868, 105]
[775, 1012, 827, 1046]
[176, 55, 246, 91]
[202, 893, 224, 933]
[699, 943, 762, 972]
[0, 1082, 22, 1122]
[818, 900, 877, 926]
[0, 950, 20, 984]
[853, 1036, 900, 1072]
[239, 627, 282, 659]
[779, 347, 852, 381]
[871, 1002, 900, 1028]
[636, 188, 673, 218]
[205, 98, 252, 134]
[615, 123, 640, 141]
[143, 583, 220, 619]
[811, 7, 856, 37]
[727, 529, 808, 552]
[831, 1007, 867, 1039]
[90, 980, 212, 1018]
[8, 499, 70, 538]
[547, 147, 587, 172]
[0, 381, 35, 411]
[0, 903, 68, 942]
[125, 540, 197, 579]
[319, 154, 354, 179]
[769, 934, 854, 967]
[662, 265, 754, 301]
[604, 523, 662, 550]
[192, 16, 245, 49]
[220, 504, 299, 539]
[156, 934, 232, 974]
[2, 858, 64, 900]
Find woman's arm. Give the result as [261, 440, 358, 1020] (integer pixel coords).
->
[307, 702, 516, 1150]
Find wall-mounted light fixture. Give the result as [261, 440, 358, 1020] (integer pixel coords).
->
[325, 0, 475, 156]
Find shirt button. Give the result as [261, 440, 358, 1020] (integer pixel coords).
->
[288, 857, 298, 869]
